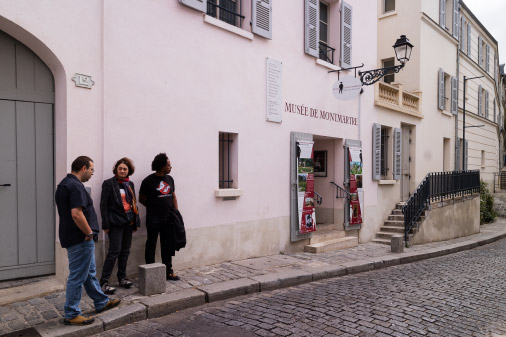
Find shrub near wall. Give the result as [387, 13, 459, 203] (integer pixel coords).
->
[480, 180, 496, 224]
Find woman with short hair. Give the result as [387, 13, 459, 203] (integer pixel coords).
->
[99, 157, 140, 294]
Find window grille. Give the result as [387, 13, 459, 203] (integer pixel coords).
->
[207, 0, 243, 27]
[219, 132, 234, 188]
[380, 127, 389, 177]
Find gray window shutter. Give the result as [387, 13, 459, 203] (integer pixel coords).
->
[486, 44, 490, 73]
[460, 17, 465, 51]
[304, 0, 319, 57]
[467, 23, 471, 56]
[478, 85, 482, 116]
[464, 139, 469, 170]
[252, 0, 272, 39]
[485, 90, 489, 118]
[495, 54, 498, 81]
[494, 100, 497, 122]
[456, 137, 461, 171]
[451, 76, 458, 115]
[372, 123, 381, 181]
[178, 0, 206, 12]
[438, 68, 445, 110]
[393, 128, 402, 180]
[440, 0, 446, 28]
[452, 0, 459, 39]
[478, 36, 483, 67]
[340, 1, 352, 68]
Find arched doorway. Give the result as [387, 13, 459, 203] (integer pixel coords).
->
[0, 30, 55, 280]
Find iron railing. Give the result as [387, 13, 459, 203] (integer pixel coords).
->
[493, 171, 506, 192]
[329, 181, 351, 201]
[319, 42, 335, 64]
[403, 170, 480, 243]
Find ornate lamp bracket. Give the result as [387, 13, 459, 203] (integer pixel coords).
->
[358, 64, 405, 86]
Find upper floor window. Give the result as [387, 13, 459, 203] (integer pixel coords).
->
[318, 2, 334, 63]
[305, 0, 352, 68]
[382, 58, 395, 84]
[439, 0, 459, 40]
[179, 0, 272, 39]
[207, 0, 239, 26]
[438, 68, 457, 114]
[383, 0, 395, 13]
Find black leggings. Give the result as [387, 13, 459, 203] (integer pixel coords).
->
[100, 224, 133, 285]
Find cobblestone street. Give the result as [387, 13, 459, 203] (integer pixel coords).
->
[95, 237, 506, 337]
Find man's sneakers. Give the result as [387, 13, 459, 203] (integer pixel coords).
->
[166, 273, 180, 281]
[101, 282, 116, 295]
[119, 278, 133, 288]
[96, 298, 121, 313]
[63, 315, 95, 325]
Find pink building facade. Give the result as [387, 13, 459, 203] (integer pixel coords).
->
[0, 0, 387, 282]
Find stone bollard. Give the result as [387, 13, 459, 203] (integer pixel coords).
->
[391, 235, 404, 253]
[138, 263, 166, 296]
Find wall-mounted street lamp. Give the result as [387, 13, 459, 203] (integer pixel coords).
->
[359, 35, 414, 86]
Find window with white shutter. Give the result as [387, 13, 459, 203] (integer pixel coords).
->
[179, 0, 206, 12]
[467, 23, 471, 56]
[452, 0, 459, 39]
[478, 36, 483, 67]
[460, 16, 466, 51]
[372, 124, 381, 181]
[440, 0, 446, 29]
[485, 90, 489, 118]
[486, 45, 490, 73]
[438, 68, 445, 110]
[451, 76, 458, 115]
[494, 100, 497, 122]
[393, 128, 401, 180]
[252, 0, 272, 39]
[478, 85, 482, 116]
[304, 0, 319, 57]
[340, 1, 352, 68]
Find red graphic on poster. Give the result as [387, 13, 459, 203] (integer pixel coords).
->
[349, 147, 363, 225]
[297, 140, 316, 233]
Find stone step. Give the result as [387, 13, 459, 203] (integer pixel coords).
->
[392, 209, 403, 215]
[304, 236, 358, 253]
[371, 238, 391, 245]
[388, 214, 404, 221]
[384, 220, 404, 227]
[395, 202, 406, 210]
[380, 226, 404, 234]
[376, 231, 399, 240]
[309, 229, 346, 245]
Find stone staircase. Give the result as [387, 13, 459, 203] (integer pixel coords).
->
[372, 202, 424, 246]
[304, 223, 358, 253]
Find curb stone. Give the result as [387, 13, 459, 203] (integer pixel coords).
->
[20, 225, 506, 337]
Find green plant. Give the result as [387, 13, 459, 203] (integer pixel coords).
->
[480, 180, 496, 224]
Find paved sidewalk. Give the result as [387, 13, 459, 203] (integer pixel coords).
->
[1, 219, 506, 337]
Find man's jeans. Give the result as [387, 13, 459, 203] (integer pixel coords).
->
[64, 240, 109, 319]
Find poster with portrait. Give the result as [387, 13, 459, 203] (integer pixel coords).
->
[296, 140, 316, 233]
[348, 147, 363, 225]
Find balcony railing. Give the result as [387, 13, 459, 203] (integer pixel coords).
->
[375, 82, 422, 116]
[319, 42, 335, 64]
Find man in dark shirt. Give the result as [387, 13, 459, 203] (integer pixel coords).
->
[139, 153, 180, 280]
[55, 156, 120, 325]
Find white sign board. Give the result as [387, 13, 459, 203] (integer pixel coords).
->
[332, 76, 362, 101]
[266, 58, 282, 123]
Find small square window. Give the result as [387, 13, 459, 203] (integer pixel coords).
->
[384, 0, 395, 13]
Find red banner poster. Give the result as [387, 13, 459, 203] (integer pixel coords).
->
[297, 141, 316, 233]
[349, 147, 363, 225]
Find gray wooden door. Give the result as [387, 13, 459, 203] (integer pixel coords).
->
[0, 31, 55, 280]
[401, 126, 411, 201]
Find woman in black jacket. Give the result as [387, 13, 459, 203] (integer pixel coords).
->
[99, 157, 140, 294]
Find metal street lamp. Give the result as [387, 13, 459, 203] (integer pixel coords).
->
[462, 75, 484, 170]
[359, 35, 414, 86]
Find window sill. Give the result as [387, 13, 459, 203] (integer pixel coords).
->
[440, 109, 453, 117]
[215, 188, 243, 198]
[316, 58, 341, 71]
[379, 11, 397, 19]
[379, 180, 396, 185]
[204, 14, 253, 40]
